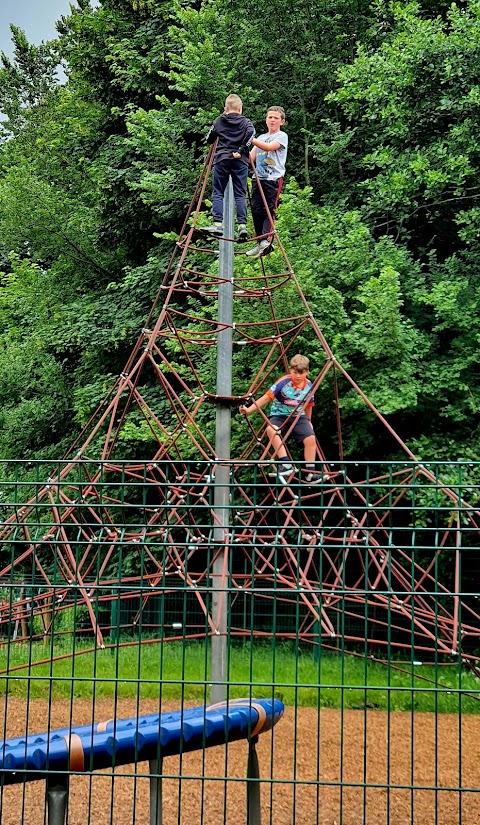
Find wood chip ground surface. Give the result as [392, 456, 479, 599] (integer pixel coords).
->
[0, 698, 479, 824]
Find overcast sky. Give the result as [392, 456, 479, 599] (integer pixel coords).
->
[1, 0, 75, 57]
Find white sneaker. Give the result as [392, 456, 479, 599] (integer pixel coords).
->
[268, 464, 296, 479]
[246, 243, 262, 258]
[246, 239, 270, 258]
[201, 223, 223, 237]
[304, 472, 322, 484]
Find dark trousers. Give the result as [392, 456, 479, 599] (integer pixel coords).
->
[251, 178, 283, 240]
[212, 158, 249, 224]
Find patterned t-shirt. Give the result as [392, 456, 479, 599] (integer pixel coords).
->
[255, 130, 288, 180]
[266, 375, 314, 418]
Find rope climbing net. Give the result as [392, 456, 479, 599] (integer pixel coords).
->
[0, 149, 479, 676]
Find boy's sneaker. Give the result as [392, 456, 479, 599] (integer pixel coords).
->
[268, 463, 296, 479]
[304, 472, 323, 484]
[246, 243, 262, 258]
[260, 240, 273, 256]
[246, 239, 270, 258]
[237, 224, 248, 242]
[201, 222, 223, 237]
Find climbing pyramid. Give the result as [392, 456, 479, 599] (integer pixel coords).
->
[1, 147, 480, 671]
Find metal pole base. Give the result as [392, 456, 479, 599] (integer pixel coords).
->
[47, 776, 68, 825]
[247, 737, 261, 825]
[149, 757, 163, 825]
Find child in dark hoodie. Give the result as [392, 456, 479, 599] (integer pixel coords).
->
[203, 94, 255, 242]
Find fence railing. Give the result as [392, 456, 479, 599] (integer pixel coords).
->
[0, 459, 478, 824]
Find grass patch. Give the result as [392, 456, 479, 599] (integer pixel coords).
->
[0, 640, 479, 713]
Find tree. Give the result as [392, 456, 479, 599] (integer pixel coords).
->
[1, 0, 480, 469]
[0, 26, 60, 139]
[325, 0, 480, 457]
[327, 1, 480, 251]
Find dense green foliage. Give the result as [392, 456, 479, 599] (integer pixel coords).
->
[1, 0, 480, 467]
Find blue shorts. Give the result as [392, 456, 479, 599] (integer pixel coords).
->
[269, 415, 315, 444]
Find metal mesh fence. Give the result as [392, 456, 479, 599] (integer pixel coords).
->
[0, 459, 478, 824]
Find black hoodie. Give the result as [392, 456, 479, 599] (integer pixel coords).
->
[206, 112, 255, 165]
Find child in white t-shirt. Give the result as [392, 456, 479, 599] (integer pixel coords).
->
[246, 106, 288, 258]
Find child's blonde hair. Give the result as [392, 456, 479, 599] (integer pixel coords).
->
[225, 94, 243, 112]
[289, 354, 309, 372]
[267, 105, 286, 122]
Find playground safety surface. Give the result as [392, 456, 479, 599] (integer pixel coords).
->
[0, 698, 478, 824]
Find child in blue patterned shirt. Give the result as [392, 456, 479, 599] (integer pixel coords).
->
[239, 354, 321, 483]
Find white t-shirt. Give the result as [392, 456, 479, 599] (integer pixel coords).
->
[255, 130, 288, 180]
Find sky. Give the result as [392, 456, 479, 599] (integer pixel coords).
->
[1, 0, 76, 57]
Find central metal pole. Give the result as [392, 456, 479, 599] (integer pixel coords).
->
[211, 179, 234, 703]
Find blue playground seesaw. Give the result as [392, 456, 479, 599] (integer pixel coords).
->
[0, 697, 284, 825]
